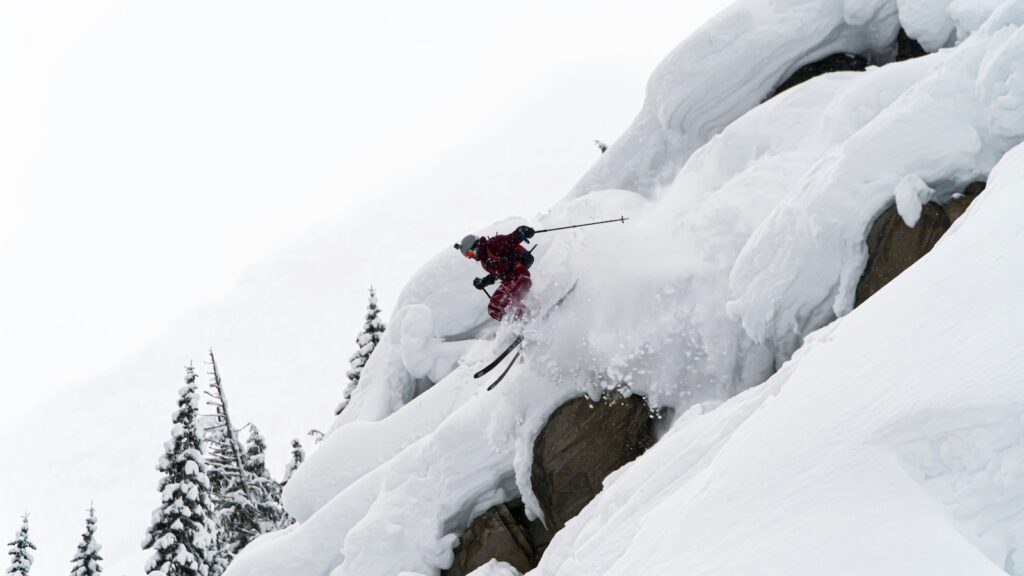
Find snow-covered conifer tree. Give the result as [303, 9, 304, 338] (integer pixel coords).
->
[69, 505, 102, 576]
[141, 366, 218, 576]
[7, 514, 36, 576]
[281, 439, 305, 486]
[336, 287, 386, 415]
[242, 427, 291, 530]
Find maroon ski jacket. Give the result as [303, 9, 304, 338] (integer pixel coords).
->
[473, 231, 532, 282]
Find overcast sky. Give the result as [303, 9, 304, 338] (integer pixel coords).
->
[0, 0, 731, 417]
[0, 1, 731, 573]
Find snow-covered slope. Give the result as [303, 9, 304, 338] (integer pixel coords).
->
[225, 1, 1024, 575]
[537, 145, 1024, 575]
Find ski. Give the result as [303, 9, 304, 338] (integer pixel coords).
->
[474, 279, 579, 388]
[473, 334, 523, 379]
[473, 280, 578, 380]
[487, 349, 521, 391]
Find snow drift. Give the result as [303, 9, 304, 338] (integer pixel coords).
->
[535, 144, 1024, 575]
[225, 0, 1024, 575]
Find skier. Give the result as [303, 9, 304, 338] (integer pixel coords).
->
[457, 225, 536, 321]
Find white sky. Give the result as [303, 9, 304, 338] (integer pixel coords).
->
[0, 1, 731, 573]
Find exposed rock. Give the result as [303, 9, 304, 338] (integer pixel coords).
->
[768, 28, 926, 102]
[855, 201, 950, 306]
[445, 395, 656, 575]
[946, 181, 986, 223]
[443, 499, 550, 576]
[896, 29, 928, 61]
[856, 180, 986, 307]
[768, 53, 870, 100]
[531, 394, 655, 532]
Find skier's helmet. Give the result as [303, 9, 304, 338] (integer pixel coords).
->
[459, 234, 480, 258]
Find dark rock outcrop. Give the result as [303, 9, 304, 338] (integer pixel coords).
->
[531, 394, 655, 532]
[896, 29, 928, 61]
[768, 53, 870, 100]
[855, 181, 986, 307]
[767, 28, 928, 102]
[443, 499, 551, 576]
[445, 394, 655, 574]
[946, 181, 986, 223]
[856, 201, 950, 306]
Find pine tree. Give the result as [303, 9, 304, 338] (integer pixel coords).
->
[70, 505, 102, 576]
[336, 287, 386, 415]
[242, 427, 291, 530]
[141, 365, 219, 576]
[281, 439, 305, 486]
[7, 514, 36, 576]
[206, 538, 230, 576]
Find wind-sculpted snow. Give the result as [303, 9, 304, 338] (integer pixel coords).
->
[227, 1, 1024, 575]
[569, 0, 906, 199]
[728, 7, 1024, 347]
[229, 359, 582, 576]
[533, 142, 1024, 575]
[283, 361, 478, 521]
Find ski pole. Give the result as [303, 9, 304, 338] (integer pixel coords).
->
[533, 216, 628, 235]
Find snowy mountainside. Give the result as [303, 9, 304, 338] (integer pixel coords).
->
[226, 1, 1024, 575]
[535, 148, 1024, 574]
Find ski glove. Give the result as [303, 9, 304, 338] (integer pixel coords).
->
[473, 275, 496, 290]
[517, 225, 536, 242]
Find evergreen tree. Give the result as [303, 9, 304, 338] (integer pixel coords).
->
[281, 439, 305, 486]
[336, 287, 386, 415]
[242, 427, 291, 530]
[7, 514, 36, 576]
[206, 541, 230, 576]
[141, 366, 219, 576]
[70, 505, 102, 576]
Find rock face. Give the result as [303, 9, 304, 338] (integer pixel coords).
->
[769, 53, 870, 99]
[768, 29, 927, 101]
[946, 181, 986, 223]
[445, 394, 656, 575]
[856, 181, 986, 306]
[856, 201, 950, 306]
[442, 499, 550, 576]
[897, 29, 928, 61]
[531, 394, 655, 532]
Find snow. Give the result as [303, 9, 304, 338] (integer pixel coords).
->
[398, 305, 473, 384]
[533, 142, 1024, 575]
[949, 0, 1006, 38]
[219, 0, 1024, 575]
[899, 0, 957, 50]
[468, 561, 522, 576]
[283, 366, 477, 520]
[567, 0, 905, 200]
[724, 13, 1024, 346]
[894, 173, 935, 226]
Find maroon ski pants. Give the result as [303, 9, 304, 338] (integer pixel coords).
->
[488, 274, 532, 321]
